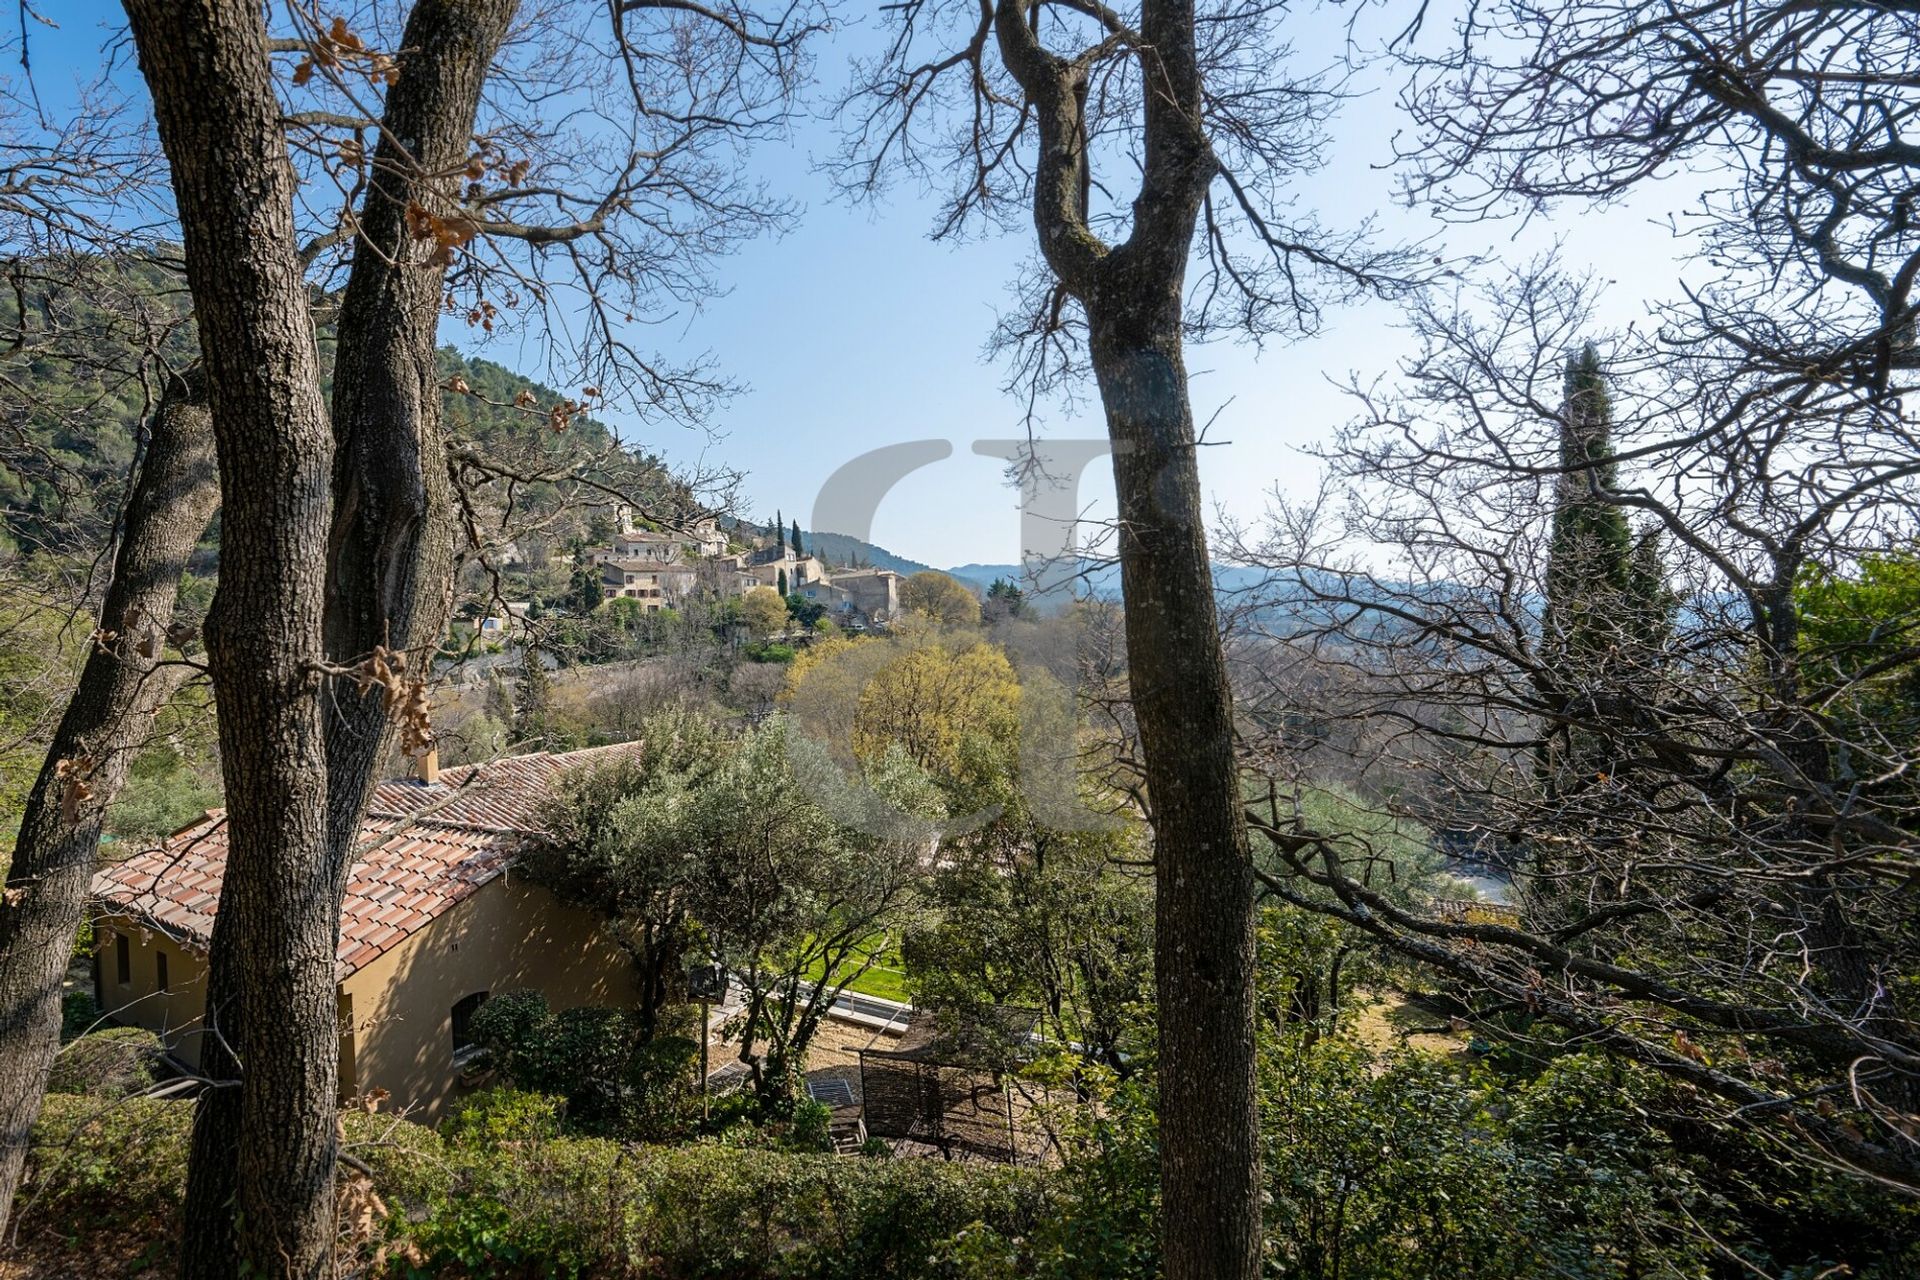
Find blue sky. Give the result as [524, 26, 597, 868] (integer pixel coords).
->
[28, 4, 1701, 570]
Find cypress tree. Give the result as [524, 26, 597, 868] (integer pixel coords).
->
[1539, 344, 1672, 812]
[513, 647, 554, 748]
[778, 567, 788, 596]
[1545, 343, 1635, 663]
[569, 563, 603, 614]
[484, 674, 514, 727]
[776, 509, 786, 553]
[791, 519, 804, 557]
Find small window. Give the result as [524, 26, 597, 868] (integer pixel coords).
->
[450, 991, 489, 1063]
[115, 932, 130, 986]
[155, 951, 169, 994]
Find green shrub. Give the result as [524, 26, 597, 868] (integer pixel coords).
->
[59, 990, 100, 1041]
[439, 1088, 564, 1150]
[23, 1095, 192, 1236]
[46, 1026, 165, 1098]
[380, 1139, 1051, 1280]
[467, 988, 550, 1077]
[786, 1099, 832, 1154]
[622, 1034, 700, 1141]
[747, 642, 795, 663]
[468, 990, 698, 1141]
[24, 1097, 1053, 1277]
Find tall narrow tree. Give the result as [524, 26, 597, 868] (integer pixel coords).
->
[1545, 345, 1634, 659]
[514, 648, 555, 749]
[1538, 343, 1670, 809]
[122, 6, 337, 1270]
[841, 4, 1414, 1273]
[162, 6, 520, 1269]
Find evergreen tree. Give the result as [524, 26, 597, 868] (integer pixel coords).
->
[777, 567, 788, 596]
[513, 647, 555, 748]
[790, 519, 804, 557]
[1544, 345, 1673, 655]
[483, 674, 514, 727]
[983, 577, 1029, 622]
[1539, 344, 1672, 812]
[776, 509, 786, 554]
[1545, 344, 1634, 658]
[568, 563, 604, 614]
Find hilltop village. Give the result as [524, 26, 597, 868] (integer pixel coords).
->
[589, 509, 903, 625]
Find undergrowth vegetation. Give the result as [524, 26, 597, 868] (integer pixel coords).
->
[21, 1030, 1920, 1278]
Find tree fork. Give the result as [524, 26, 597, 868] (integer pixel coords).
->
[166, 3, 518, 1273]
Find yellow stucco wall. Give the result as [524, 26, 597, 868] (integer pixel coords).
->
[338, 871, 640, 1122]
[93, 872, 638, 1121]
[92, 919, 211, 1067]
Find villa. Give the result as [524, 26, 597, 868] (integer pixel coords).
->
[89, 744, 642, 1120]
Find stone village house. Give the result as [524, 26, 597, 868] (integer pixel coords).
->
[585, 507, 904, 626]
[90, 744, 642, 1120]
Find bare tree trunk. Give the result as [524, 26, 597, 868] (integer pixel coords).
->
[169, 8, 516, 1271]
[122, 3, 337, 1275]
[321, 0, 516, 848]
[0, 371, 217, 1235]
[981, 0, 1266, 1268]
[1088, 304, 1262, 1280]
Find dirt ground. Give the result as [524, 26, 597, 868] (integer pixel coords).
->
[1349, 989, 1474, 1061]
[701, 1009, 907, 1109]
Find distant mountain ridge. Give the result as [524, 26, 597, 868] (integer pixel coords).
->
[946, 559, 1284, 599]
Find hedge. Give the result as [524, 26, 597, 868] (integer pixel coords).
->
[45, 1025, 165, 1099]
[23, 1094, 1058, 1278]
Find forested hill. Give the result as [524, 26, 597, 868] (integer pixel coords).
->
[0, 259, 680, 561]
[793, 530, 934, 575]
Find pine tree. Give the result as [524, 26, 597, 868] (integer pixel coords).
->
[984, 577, 1028, 622]
[513, 647, 554, 748]
[790, 519, 804, 557]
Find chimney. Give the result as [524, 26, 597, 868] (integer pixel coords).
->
[415, 748, 440, 785]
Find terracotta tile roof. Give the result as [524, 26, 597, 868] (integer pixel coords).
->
[91, 742, 641, 978]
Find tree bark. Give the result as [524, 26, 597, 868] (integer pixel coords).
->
[1088, 299, 1263, 1280]
[158, 5, 518, 1275]
[0, 370, 217, 1236]
[992, 0, 1263, 1269]
[321, 0, 516, 851]
[121, 3, 337, 1275]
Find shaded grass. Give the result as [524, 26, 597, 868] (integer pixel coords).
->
[803, 934, 911, 1004]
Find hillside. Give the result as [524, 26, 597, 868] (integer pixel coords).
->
[796, 530, 935, 575]
[0, 258, 683, 561]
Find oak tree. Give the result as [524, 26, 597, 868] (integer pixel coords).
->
[838, 4, 1416, 1269]
[113, 0, 822, 1271]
